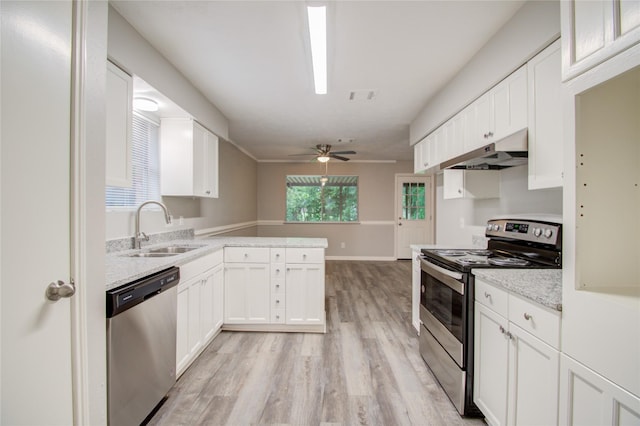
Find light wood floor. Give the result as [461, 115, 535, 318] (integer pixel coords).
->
[148, 260, 486, 426]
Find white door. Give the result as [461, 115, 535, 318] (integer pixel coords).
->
[1, 1, 75, 424]
[395, 175, 432, 259]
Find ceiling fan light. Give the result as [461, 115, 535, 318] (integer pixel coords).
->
[317, 155, 330, 163]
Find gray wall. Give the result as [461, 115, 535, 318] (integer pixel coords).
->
[105, 6, 257, 240]
[256, 161, 414, 258]
[410, 0, 560, 143]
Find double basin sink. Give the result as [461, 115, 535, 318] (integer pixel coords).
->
[123, 244, 204, 258]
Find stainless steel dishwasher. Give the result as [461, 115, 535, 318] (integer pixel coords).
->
[106, 267, 180, 426]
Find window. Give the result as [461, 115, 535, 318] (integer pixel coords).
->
[106, 113, 160, 207]
[286, 175, 358, 222]
[401, 182, 425, 220]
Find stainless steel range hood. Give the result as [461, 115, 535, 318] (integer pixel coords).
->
[441, 128, 528, 170]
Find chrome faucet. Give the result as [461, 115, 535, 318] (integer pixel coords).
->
[134, 200, 172, 249]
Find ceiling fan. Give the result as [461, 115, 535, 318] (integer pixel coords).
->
[289, 144, 356, 162]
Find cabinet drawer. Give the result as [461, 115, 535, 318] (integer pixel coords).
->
[180, 249, 223, 281]
[285, 248, 324, 263]
[272, 294, 285, 310]
[271, 308, 286, 324]
[271, 248, 285, 263]
[509, 293, 561, 348]
[475, 279, 508, 317]
[271, 263, 286, 282]
[224, 247, 269, 263]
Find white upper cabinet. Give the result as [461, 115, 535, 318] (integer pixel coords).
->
[413, 132, 440, 174]
[161, 118, 219, 198]
[105, 61, 132, 187]
[528, 40, 563, 190]
[562, 0, 640, 80]
[492, 66, 528, 141]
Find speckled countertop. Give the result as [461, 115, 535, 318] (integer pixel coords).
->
[472, 269, 562, 311]
[106, 236, 328, 291]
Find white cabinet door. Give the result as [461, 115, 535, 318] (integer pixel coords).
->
[176, 276, 202, 376]
[212, 263, 224, 332]
[160, 118, 218, 198]
[285, 263, 325, 325]
[492, 66, 528, 142]
[528, 40, 563, 190]
[224, 263, 270, 324]
[508, 323, 560, 426]
[414, 139, 425, 173]
[559, 354, 640, 426]
[562, 0, 640, 80]
[474, 303, 510, 426]
[199, 270, 216, 344]
[468, 91, 494, 151]
[105, 61, 132, 187]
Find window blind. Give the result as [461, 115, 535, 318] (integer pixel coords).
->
[106, 113, 160, 208]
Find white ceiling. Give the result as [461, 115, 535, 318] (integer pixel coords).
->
[112, 1, 525, 162]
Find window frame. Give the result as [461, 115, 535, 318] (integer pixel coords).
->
[284, 175, 360, 223]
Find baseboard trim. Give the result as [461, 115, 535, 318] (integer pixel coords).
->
[325, 256, 397, 261]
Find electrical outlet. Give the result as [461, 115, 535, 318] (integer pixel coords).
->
[340, 242, 346, 249]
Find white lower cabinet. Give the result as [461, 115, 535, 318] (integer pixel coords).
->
[176, 250, 224, 377]
[285, 263, 325, 325]
[223, 261, 270, 324]
[559, 354, 640, 426]
[474, 279, 561, 426]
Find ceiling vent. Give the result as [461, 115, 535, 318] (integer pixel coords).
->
[337, 138, 355, 144]
[348, 90, 377, 101]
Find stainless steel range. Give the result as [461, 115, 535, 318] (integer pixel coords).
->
[418, 216, 562, 416]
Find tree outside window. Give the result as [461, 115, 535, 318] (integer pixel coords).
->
[286, 175, 358, 222]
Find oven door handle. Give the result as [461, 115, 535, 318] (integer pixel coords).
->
[419, 257, 464, 295]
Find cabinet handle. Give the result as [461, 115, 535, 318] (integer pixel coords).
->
[523, 313, 532, 321]
[276, 299, 280, 304]
[506, 331, 514, 340]
[276, 284, 280, 289]
[244, 253, 248, 258]
[276, 268, 280, 273]
[499, 325, 506, 334]
[276, 314, 280, 320]
[206, 190, 211, 195]
[484, 292, 491, 299]
[303, 254, 307, 259]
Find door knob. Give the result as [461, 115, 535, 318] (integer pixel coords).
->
[46, 280, 76, 301]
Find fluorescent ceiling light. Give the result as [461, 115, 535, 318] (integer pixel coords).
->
[133, 97, 159, 112]
[307, 6, 327, 95]
[317, 155, 330, 163]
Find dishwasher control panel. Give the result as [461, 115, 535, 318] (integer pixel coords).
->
[106, 267, 180, 318]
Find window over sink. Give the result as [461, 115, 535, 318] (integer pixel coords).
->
[285, 175, 358, 222]
[106, 113, 160, 208]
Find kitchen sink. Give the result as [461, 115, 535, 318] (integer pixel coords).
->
[121, 244, 204, 258]
[125, 252, 179, 258]
[147, 245, 202, 254]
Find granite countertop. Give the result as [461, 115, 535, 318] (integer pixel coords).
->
[472, 269, 562, 311]
[106, 236, 328, 291]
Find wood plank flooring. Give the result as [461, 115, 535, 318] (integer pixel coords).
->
[148, 260, 486, 426]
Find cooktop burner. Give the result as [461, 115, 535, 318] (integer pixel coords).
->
[488, 257, 531, 267]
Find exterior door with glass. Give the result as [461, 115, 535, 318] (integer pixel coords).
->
[395, 175, 432, 259]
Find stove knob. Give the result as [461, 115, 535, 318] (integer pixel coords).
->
[493, 224, 501, 231]
[533, 228, 542, 237]
[544, 228, 553, 239]
[486, 224, 493, 231]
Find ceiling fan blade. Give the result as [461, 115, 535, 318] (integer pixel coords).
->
[331, 150, 356, 155]
[330, 154, 351, 161]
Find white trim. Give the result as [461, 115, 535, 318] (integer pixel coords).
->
[223, 137, 258, 161]
[70, 1, 90, 423]
[194, 221, 258, 236]
[257, 220, 394, 226]
[325, 255, 397, 261]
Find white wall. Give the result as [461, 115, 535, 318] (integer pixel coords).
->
[410, 0, 560, 143]
[435, 165, 562, 246]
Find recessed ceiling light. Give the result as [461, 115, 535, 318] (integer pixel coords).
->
[133, 97, 159, 112]
[307, 6, 327, 95]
